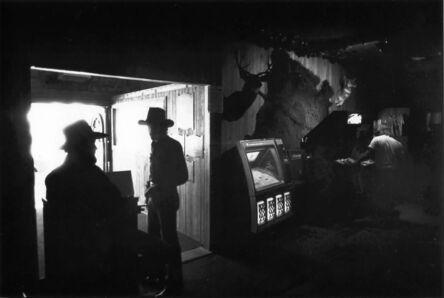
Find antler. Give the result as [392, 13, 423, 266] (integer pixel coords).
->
[234, 52, 253, 81]
[234, 52, 272, 83]
[256, 59, 273, 81]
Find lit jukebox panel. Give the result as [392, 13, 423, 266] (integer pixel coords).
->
[276, 194, 284, 217]
[256, 192, 292, 226]
[257, 201, 267, 226]
[284, 192, 292, 213]
[266, 197, 276, 221]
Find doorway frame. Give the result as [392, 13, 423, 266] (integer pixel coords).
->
[29, 66, 213, 260]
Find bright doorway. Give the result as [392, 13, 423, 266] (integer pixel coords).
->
[29, 67, 212, 279]
[28, 102, 106, 279]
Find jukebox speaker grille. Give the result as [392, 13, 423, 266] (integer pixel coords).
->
[276, 194, 284, 217]
[257, 201, 266, 225]
[266, 197, 276, 221]
[284, 192, 291, 213]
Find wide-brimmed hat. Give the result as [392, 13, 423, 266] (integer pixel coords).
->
[61, 120, 108, 151]
[138, 107, 174, 127]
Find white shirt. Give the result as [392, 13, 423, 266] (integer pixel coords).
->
[368, 135, 404, 169]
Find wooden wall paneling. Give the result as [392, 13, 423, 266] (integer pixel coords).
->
[166, 85, 208, 244]
[290, 54, 347, 112]
[196, 86, 206, 241]
[202, 86, 211, 249]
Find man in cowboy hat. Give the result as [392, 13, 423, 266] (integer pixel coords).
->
[45, 120, 136, 295]
[139, 108, 188, 294]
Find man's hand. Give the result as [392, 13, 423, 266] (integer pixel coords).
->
[349, 158, 358, 165]
[136, 205, 146, 214]
[144, 182, 155, 202]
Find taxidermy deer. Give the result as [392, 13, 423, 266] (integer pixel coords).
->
[222, 54, 272, 121]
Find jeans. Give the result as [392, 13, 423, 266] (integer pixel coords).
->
[147, 190, 182, 285]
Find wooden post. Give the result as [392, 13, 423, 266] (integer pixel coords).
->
[1, 14, 39, 294]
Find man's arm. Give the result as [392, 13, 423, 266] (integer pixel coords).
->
[174, 142, 188, 186]
[353, 136, 377, 163]
[354, 147, 374, 163]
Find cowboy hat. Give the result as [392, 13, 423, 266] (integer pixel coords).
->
[61, 120, 108, 151]
[138, 107, 174, 127]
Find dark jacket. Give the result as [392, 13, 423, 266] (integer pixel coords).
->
[150, 135, 188, 190]
[44, 156, 133, 291]
[148, 136, 188, 210]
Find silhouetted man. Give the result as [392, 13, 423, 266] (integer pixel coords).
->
[45, 120, 135, 295]
[139, 108, 188, 294]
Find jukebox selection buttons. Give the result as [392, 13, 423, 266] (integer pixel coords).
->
[284, 192, 291, 213]
[257, 201, 266, 225]
[275, 194, 284, 217]
[266, 197, 276, 221]
[258, 192, 292, 228]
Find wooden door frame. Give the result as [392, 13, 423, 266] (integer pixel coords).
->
[201, 86, 211, 249]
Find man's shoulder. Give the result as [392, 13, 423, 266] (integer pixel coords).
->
[90, 164, 107, 174]
[46, 163, 105, 184]
[84, 165, 113, 184]
[369, 135, 382, 148]
[45, 165, 67, 185]
[373, 135, 385, 141]
[165, 136, 183, 149]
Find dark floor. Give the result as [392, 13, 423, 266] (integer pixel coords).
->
[181, 208, 442, 297]
[178, 232, 201, 252]
[31, 203, 441, 297]
[34, 167, 442, 297]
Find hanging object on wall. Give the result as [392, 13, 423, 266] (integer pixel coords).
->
[176, 93, 194, 131]
[90, 113, 107, 170]
[426, 111, 442, 131]
[375, 108, 410, 137]
[175, 92, 201, 182]
[330, 76, 357, 107]
[222, 53, 272, 122]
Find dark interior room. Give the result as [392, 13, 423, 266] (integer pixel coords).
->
[1, 0, 443, 296]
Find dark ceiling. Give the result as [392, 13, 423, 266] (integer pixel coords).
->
[2, 1, 442, 60]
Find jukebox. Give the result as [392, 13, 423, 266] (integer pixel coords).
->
[236, 139, 295, 232]
[213, 138, 296, 250]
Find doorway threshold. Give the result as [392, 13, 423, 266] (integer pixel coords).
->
[182, 246, 212, 264]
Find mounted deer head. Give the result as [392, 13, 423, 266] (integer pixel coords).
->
[235, 54, 272, 92]
[222, 53, 272, 121]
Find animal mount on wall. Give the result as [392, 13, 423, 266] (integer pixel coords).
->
[330, 76, 357, 107]
[252, 49, 334, 150]
[222, 54, 272, 121]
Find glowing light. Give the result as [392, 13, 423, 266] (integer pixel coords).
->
[267, 197, 276, 221]
[28, 102, 105, 208]
[276, 194, 284, 217]
[257, 201, 266, 225]
[284, 192, 291, 213]
[347, 113, 362, 124]
[246, 151, 260, 162]
[111, 100, 159, 203]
